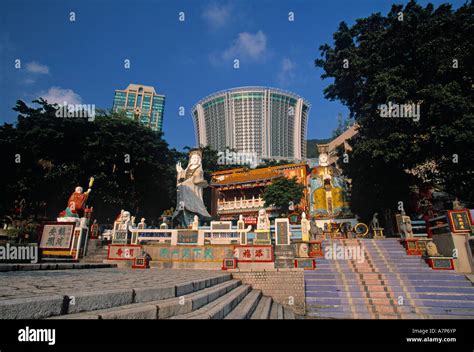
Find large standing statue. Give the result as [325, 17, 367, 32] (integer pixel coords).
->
[172, 149, 212, 228]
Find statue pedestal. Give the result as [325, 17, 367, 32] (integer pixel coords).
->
[254, 230, 271, 245]
[294, 240, 310, 258]
[372, 227, 385, 239]
[294, 258, 316, 270]
[425, 256, 454, 270]
[309, 241, 324, 257]
[402, 238, 422, 255]
[172, 230, 204, 246]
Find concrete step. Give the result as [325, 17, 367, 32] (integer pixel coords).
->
[4, 273, 232, 319]
[250, 296, 273, 319]
[269, 302, 284, 319]
[306, 296, 474, 309]
[170, 284, 251, 319]
[307, 303, 474, 318]
[305, 278, 472, 287]
[314, 267, 434, 273]
[305, 289, 474, 301]
[224, 290, 262, 319]
[306, 311, 423, 319]
[48, 279, 241, 320]
[283, 307, 296, 319]
[0, 263, 116, 272]
[428, 315, 474, 319]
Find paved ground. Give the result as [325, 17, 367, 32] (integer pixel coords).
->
[0, 268, 228, 301]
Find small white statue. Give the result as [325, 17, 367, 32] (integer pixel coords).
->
[256, 209, 270, 231]
[426, 241, 441, 257]
[453, 198, 462, 210]
[79, 217, 88, 229]
[298, 243, 309, 257]
[301, 212, 310, 242]
[192, 215, 199, 230]
[400, 217, 413, 238]
[119, 211, 131, 230]
[138, 218, 146, 229]
[370, 213, 380, 229]
[237, 215, 245, 230]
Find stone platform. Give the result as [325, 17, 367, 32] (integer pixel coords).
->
[0, 262, 116, 272]
[0, 268, 297, 320]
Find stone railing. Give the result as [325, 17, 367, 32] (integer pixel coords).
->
[217, 198, 265, 211]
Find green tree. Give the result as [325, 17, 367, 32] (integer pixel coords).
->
[1, 99, 177, 225]
[315, 1, 474, 222]
[332, 113, 354, 138]
[256, 159, 292, 168]
[262, 177, 305, 215]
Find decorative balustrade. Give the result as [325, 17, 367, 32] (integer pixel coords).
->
[217, 198, 265, 211]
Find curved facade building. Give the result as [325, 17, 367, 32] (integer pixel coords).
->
[192, 87, 311, 160]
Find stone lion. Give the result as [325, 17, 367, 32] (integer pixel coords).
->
[426, 241, 440, 257]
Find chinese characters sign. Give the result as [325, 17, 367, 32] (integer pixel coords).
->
[108, 244, 142, 260]
[448, 210, 472, 234]
[177, 231, 199, 245]
[233, 245, 273, 262]
[154, 246, 233, 262]
[275, 218, 290, 245]
[40, 223, 75, 250]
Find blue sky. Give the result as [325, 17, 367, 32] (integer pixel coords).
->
[0, 0, 465, 151]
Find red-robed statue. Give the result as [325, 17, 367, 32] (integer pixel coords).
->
[59, 178, 94, 218]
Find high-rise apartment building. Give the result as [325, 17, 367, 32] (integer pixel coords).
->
[113, 83, 165, 132]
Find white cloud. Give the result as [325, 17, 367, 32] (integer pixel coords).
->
[22, 78, 36, 85]
[25, 61, 49, 74]
[38, 87, 82, 105]
[276, 58, 296, 86]
[222, 30, 267, 61]
[202, 3, 232, 28]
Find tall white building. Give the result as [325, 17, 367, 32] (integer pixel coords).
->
[192, 87, 311, 160]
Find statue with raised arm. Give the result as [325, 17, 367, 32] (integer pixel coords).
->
[172, 149, 212, 228]
[58, 186, 91, 219]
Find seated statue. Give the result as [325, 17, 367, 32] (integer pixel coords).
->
[426, 241, 441, 257]
[309, 218, 322, 240]
[172, 149, 212, 228]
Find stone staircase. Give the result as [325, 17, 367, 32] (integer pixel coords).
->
[82, 243, 108, 263]
[305, 238, 474, 319]
[39, 273, 295, 320]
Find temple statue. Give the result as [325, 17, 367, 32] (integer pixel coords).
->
[59, 186, 90, 218]
[172, 149, 212, 228]
[301, 212, 310, 242]
[256, 209, 270, 231]
[309, 146, 351, 219]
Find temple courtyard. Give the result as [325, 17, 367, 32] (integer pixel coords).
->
[1, 238, 473, 320]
